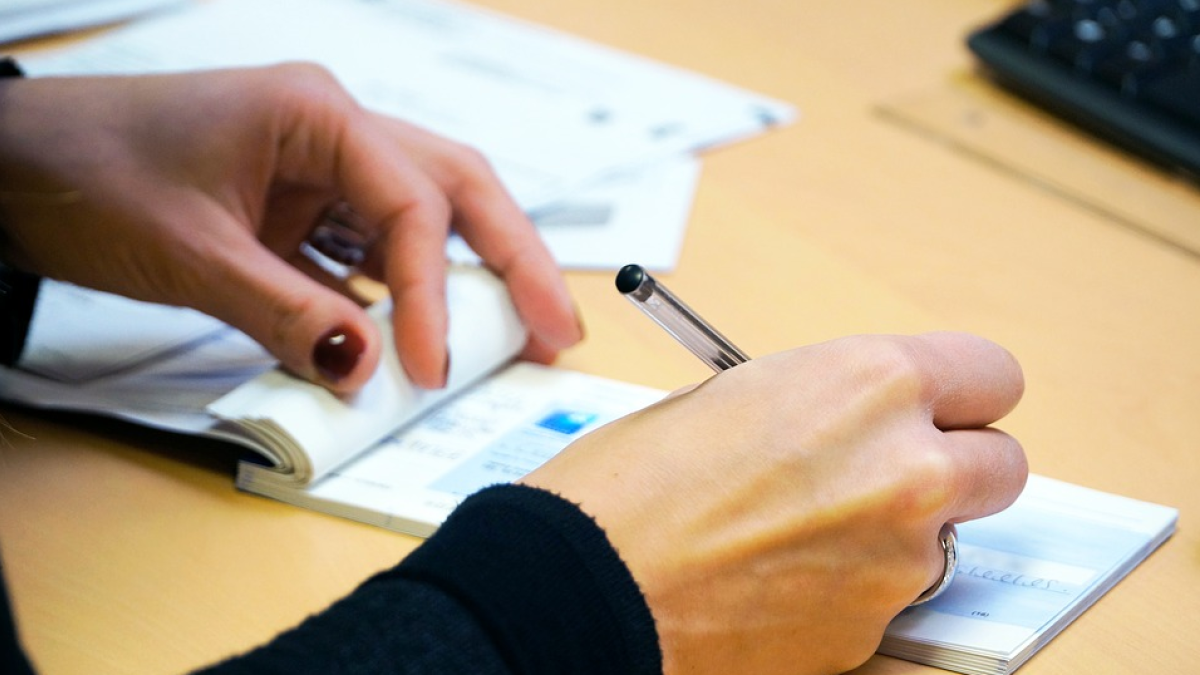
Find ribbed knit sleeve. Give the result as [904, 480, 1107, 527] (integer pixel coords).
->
[194, 484, 662, 675]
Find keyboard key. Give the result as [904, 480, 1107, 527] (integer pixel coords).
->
[1140, 67, 1200, 124]
[1051, 18, 1127, 69]
[1095, 39, 1173, 93]
[1000, 1, 1071, 43]
[967, 0, 1200, 178]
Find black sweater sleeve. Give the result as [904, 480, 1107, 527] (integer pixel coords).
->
[0, 56, 41, 368]
[0, 558, 35, 675]
[0, 265, 39, 367]
[192, 484, 662, 675]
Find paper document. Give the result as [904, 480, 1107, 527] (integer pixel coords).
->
[22, 280, 226, 383]
[238, 361, 664, 536]
[449, 155, 701, 271]
[0, 0, 185, 44]
[207, 267, 527, 485]
[881, 474, 1178, 675]
[0, 281, 272, 434]
[0, 275, 665, 537]
[20, 0, 793, 213]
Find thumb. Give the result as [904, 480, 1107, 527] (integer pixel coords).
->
[195, 238, 383, 394]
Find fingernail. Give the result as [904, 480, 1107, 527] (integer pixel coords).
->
[574, 306, 587, 342]
[313, 325, 365, 383]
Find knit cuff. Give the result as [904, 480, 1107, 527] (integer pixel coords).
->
[393, 484, 662, 675]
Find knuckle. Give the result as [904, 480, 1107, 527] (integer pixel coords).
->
[391, 183, 453, 237]
[439, 140, 487, 167]
[267, 289, 320, 351]
[851, 337, 927, 400]
[453, 144, 493, 176]
[259, 62, 358, 114]
[867, 440, 958, 527]
[270, 61, 342, 91]
[436, 142, 498, 192]
[904, 447, 958, 509]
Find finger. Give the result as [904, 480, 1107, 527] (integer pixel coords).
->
[254, 65, 456, 389]
[323, 113, 458, 389]
[371, 115, 583, 360]
[908, 331, 1025, 430]
[442, 159, 583, 357]
[905, 425, 1027, 605]
[269, 70, 577, 388]
[940, 426, 1029, 522]
[355, 166, 452, 390]
[194, 230, 383, 394]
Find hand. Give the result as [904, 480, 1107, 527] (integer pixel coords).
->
[521, 332, 1027, 675]
[0, 64, 581, 392]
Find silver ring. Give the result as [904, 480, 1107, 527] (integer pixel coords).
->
[303, 202, 375, 275]
[910, 522, 959, 606]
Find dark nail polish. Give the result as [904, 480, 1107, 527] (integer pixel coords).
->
[313, 326, 365, 383]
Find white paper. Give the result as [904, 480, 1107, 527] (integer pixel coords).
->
[448, 154, 701, 271]
[20, 0, 793, 213]
[880, 474, 1178, 675]
[0, 0, 186, 44]
[238, 361, 665, 536]
[0, 265, 526, 478]
[0, 280, 273, 433]
[208, 265, 527, 485]
[22, 281, 226, 383]
[16, 0, 791, 270]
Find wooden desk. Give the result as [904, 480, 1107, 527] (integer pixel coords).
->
[3, 1, 1198, 673]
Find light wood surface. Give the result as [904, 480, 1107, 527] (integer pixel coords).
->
[3, 1, 1199, 673]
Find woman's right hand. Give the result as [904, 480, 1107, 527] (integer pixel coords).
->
[522, 331, 1028, 675]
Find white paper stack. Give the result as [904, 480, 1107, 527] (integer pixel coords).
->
[0, 0, 185, 45]
[880, 474, 1178, 675]
[17, 0, 796, 271]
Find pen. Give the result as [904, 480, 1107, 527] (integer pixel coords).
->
[615, 264, 750, 372]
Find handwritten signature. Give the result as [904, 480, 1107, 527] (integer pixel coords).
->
[960, 566, 1074, 594]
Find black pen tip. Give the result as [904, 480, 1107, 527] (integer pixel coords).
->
[615, 264, 645, 294]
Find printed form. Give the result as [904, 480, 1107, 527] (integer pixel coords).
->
[881, 474, 1177, 674]
[19, 0, 794, 270]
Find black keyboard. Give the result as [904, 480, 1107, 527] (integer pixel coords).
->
[967, 0, 1200, 179]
